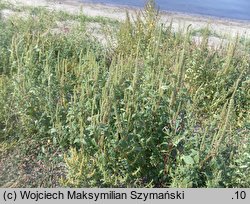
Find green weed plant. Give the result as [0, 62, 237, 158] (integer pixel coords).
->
[0, 0, 249, 187]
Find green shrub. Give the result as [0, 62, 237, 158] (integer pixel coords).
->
[0, 0, 249, 187]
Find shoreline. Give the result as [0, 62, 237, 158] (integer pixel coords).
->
[80, 0, 250, 24]
[6, 0, 250, 37]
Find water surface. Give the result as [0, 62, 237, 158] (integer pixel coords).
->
[82, 0, 250, 20]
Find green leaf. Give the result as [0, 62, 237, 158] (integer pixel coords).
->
[182, 155, 194, 165]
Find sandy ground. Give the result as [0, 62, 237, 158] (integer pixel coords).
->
[5, 0, 250, 38]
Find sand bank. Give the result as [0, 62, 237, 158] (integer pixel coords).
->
[6, 0, 250, 38]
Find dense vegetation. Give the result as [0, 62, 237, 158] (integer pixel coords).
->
[0, 0, 249, 187]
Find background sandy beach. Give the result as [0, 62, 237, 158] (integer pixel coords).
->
[6, 0, 250, 38]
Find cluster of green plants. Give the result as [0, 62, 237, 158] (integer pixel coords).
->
[0, 0, 249, 187]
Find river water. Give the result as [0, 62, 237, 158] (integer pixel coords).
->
[81, 0, 250, 20]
